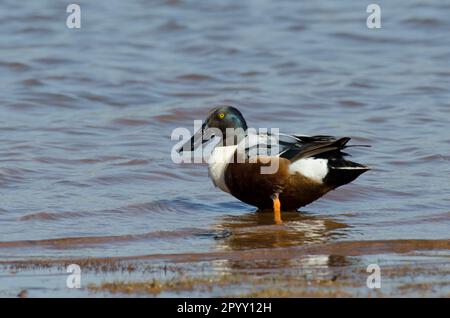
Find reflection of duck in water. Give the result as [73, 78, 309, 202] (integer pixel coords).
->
[177, 106, 370, 224]
[214, 212, 348, 250]
[211, 212, 352, 274]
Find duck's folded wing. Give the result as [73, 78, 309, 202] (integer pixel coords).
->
[241, 132, 368, 161]
[241, 132, 339, 159]
[289, 134, 337, 143]
[276, 133, 356, 162]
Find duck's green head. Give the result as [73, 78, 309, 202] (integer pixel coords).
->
[178, 105, 248, 153]
[205, 105, 248, 134]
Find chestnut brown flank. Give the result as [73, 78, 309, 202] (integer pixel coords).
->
[225, 157, 331, 210]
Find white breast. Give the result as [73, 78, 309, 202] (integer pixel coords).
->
[207, 145, 238, 193]
[289, 158, 329, 183]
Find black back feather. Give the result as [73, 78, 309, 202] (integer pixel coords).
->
[279, 135, 353, 162]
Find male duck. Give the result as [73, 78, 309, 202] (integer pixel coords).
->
[177, 106, 370, 224]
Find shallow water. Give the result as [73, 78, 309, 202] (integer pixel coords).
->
[0, 0, 449, 296]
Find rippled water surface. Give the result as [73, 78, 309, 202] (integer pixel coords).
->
[0, 0, 449, 296]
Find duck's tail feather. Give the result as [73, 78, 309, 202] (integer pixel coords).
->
[323, 159, 370, 189]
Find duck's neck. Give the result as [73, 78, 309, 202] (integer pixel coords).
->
[222, 128, 247, 147]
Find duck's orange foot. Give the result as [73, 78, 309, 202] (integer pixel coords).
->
[271, 193, 282, 225]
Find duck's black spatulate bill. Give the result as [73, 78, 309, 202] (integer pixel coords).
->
[177, 122, 208, 153]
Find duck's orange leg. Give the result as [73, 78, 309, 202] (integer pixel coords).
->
[272, 193, 282, 224]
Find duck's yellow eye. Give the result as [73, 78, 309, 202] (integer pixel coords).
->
[218, 112, 225, 119]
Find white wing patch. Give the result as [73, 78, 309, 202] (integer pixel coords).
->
[289, 158, 329, 183]
[208, 145, 237, 193]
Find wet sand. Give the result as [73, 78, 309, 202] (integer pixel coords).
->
[1, 238, 449, 297]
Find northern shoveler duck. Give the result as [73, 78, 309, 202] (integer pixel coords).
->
[177, 106, 370, 224]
